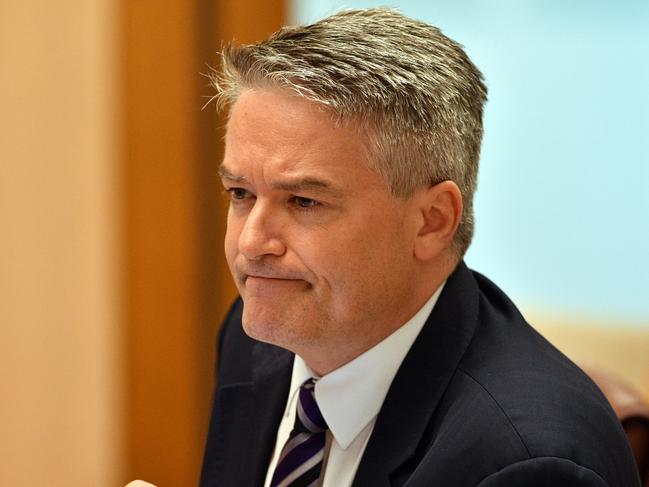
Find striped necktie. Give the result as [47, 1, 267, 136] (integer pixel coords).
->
[270, 378, 328, 487]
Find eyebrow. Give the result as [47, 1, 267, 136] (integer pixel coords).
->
[218, 164, 343, 197]
[218, 165, 248, 183]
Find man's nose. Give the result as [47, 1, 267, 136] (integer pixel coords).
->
[238, 201, 286, 260]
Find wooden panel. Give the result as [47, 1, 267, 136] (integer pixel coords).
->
[120, 0, 286, 485]
[121, 1, 201, 485]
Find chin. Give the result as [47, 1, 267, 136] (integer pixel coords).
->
[241, 303, 314, 350]
[241, 316, 278, 344]
[242, 304, 288, 343]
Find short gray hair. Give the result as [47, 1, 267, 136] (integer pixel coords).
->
[210, 8, 487, 257]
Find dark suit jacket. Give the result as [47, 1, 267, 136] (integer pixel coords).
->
[200, 262, 641, 486]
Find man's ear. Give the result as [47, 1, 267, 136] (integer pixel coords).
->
[413, 180, 463, 261]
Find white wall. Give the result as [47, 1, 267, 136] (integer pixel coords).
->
[0, 1, 122, 485]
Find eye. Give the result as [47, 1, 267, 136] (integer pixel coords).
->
[291, 196, 320, 209]
[226, 187, 252, 201]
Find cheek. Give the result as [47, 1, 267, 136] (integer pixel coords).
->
[224, 216, 241, 267]
[311, 231, 383, 294]
[328, 218, 411, 291]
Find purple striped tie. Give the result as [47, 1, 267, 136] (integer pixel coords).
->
[270, 378, 328, 487]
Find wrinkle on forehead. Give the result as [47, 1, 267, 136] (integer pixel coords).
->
[223, 87, 377, 191]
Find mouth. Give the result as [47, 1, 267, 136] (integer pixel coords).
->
[245, 275, 302, 283]
[235, 262, 312, 290]
[239, 267, 308, 283]
[243, 275, 312, 296]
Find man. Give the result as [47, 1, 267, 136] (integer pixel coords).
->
[200, 8, 640, 487]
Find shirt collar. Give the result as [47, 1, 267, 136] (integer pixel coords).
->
[286, 283, 445, 449]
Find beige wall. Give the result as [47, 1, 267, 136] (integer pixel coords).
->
[0, 1, 121, 486]
[531, 313, 649, 402]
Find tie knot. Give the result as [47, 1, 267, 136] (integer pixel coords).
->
[295, 378, 327, 433]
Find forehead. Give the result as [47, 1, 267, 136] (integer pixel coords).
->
[222, 88, 382, 187]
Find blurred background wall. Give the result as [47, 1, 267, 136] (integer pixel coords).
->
[0, 0, 646, 486]
[0, 0, 121, 485]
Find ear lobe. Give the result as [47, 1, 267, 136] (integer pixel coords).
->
[413, 181, 463, 261]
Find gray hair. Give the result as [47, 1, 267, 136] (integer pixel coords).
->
[210, 8, 487, 257]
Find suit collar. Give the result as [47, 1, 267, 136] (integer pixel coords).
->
[352, 261, 480, 486]
[207, 340, 293, 487]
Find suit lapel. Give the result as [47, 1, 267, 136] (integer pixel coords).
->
[207, 341, 293, 487]
[352, 262, 480, 487]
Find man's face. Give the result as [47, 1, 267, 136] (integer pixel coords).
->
[221, 88, 421, 362]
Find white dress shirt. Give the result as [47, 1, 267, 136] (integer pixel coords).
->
[263, 283, 445, 487]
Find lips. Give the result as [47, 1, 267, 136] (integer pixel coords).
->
[246, 275, 301, 283]
[237, 262, 307, 281]
[246, 275, 297, 281]
[244, 274, 309, 289]
[244, 275, 310, 298]
[245, 273, 302, 281]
